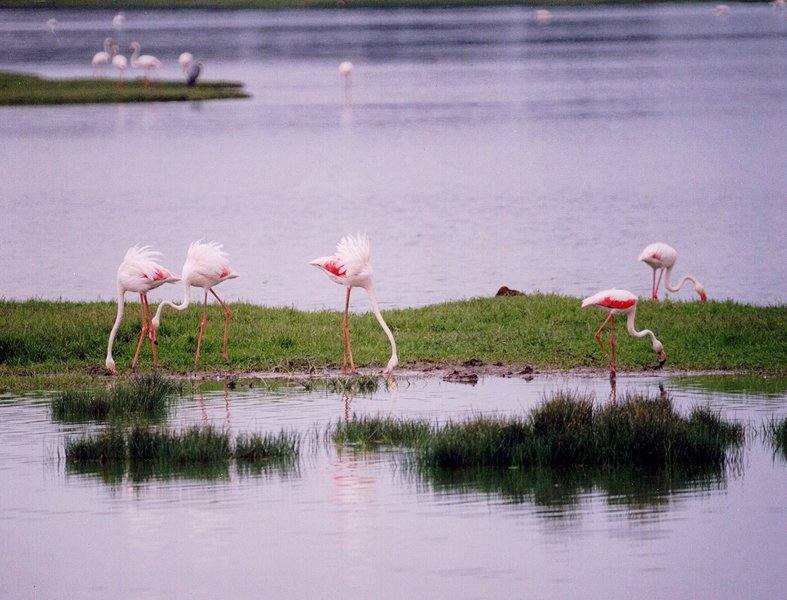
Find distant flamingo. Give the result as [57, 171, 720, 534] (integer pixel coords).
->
[105, 245, 180, 374]
[91, 37, 115, 75]
[638, 242, 707, 302]
[112, 12, 126, 30]
[339, 61, 353, 105]
[534, 9, 552, 24]
[152, 241, 239, 368]
[178, 52, 194, 72]
[112, 51, 128, 87]
[309, 234, 398, 375]
[130, 42, 162, 87]
[46, 18, 58, 37]
[715, 4, 731, 17]
[582, 289, 667, 379]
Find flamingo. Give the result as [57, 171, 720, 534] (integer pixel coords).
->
[105, 245, 180, 374]
[638, 242, 707, 302]
[339, 61, 353, 106]
[129, 42, 162, 87]
[309, 233, 398, 375]
[112, 12, 126, 29]
[534, 9, 552, 24]
[178, 52, 194, 73]
[91, 37, 115, 75]
[152, 241, 239, 369]
[112, 51, 128, 87]
[582, 289, 667, 380]
[185, 60, 203, 87]
[46, 18, 58, 37]
[714, 5, 731, 17]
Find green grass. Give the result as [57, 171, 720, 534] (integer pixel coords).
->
[51, 372, 176, 422]
[766, 417, 787, 457]
[0, 71, 249, 106]
[333, 415, 433, 448]
[235, 431, 300, 461]
[0, 297, 784, 376]
[65, 428, 126, 464]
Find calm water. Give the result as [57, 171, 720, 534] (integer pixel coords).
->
[1, 374, 786, 598]
[0, 5, 785, 309]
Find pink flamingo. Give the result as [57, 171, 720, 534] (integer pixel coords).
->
[582, 289, 667, 379]
[152, 241, 239, 368]
[91, 37, 115, 76]
[309, 233, 398, 375]
[105, 245, 180, 374]
[638, 242, 707, 302]
[129, 41, 161, 87]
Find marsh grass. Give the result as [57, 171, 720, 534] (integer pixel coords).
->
[1, 296, 783, 375]
[332, 415, 433, 448]
[235, 431, 300, 462]
[65, 428, 126, 464]
[51, 373, 176, 422]
[0, 71, 249, 106]
[128, 426, 232, 464]
[766, 417, 787, 457]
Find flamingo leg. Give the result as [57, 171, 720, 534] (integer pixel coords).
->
[142, 294, 158, 369]
[654, 268, 664, 301]
[131, 293, 149, 371]
[194, 289, 209, 369]
[342, 287, 355, 373]
[593, 313, 613, 364]
[608, 315, 617, 379]
[210, 288, 233, 362]
[651, 268, 657, 300]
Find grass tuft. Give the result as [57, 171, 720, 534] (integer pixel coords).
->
[333, 415, 432, 448]
[65, 428, 126, 464]
[766, 417, 787, 457]
[235, 431, 300, 462]
[51, 373, 176, 422]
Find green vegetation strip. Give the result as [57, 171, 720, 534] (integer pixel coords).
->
[333, 392, 744, 469]
[0, 296, 784, 375]
[51, 373, 176, 422]
[0, 1, 623, 9]
[0, 71, 249, 106]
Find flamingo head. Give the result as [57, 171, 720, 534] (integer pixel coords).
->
[105, 357, 117, 374]
[151, 315, 161, 329]
[695, 284, 707, 303]
[383, 354, 398, 376]
[652, 339, 667, 367]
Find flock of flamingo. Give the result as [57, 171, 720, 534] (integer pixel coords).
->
[104, 236, 705, 380]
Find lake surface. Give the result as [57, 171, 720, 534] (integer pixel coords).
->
[1, 374, 786, 598]
[0, 5, 785, 310]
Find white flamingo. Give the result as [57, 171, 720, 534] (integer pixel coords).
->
[582, 289, 667, 380]
[638, 242, 707, 302]
[46, 18, 58, 37]
[309, 233, 398, 375]
[112, 52, 128, 87]
[112, 12, 126, 29]
[91, 37, 115, 76]
[339, 61, 353, 105]
[178, 52, 194, 72]
[130, 41, 162, 87]
[106, 245, 180, 373]
[152, 241, 239, 368]
[534, 9, 552, 24]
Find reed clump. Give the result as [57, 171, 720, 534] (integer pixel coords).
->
[235, 431, 300, 462]
[332, 415, 432, 448]
[65, 428, 126, 464]
[52, 373, 176, 422]
[766, 417, 787, 456]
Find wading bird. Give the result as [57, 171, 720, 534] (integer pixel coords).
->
[534, 9, 552, 24]
[152, 241, 239, 369]
[112, 12, 126, 30]
[130, 42, 162, 87]
[309, 234, 398, 375]
[178, 52, 194, 72]
[339, 61, 353, 105]
[46, 18, 58, 37]
[91, 37, 115, 75]
[105, 245, 180, 374]
[582, 289, 666, 380]
[638, 242, 707, 302]
[112, 50, 128, 87]
[185, 60, 203, 87]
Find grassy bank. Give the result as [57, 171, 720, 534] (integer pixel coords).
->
[0, 71, 249, 106]
[0, 296, 784, 375]
[332, 391, 744, 470]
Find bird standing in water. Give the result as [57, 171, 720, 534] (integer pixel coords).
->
[582, 289, 666, 380]
[105, 245, 180, 373]
[638, 242, 707, 302]
[152, 241, 239, 368]
[309, 233, 398, 375]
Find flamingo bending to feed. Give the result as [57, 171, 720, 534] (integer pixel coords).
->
[130, 42, 162, 87]
[638, 242, 707, 302]
[152, 241, 239, 368]
[91, 37, 115, 75]
[106, 245, 180, 374]
[178, 52, 194, 72]
[582, 289, 667, 380]
[112, 51, 128, 87]
[309, 233, 398, 375]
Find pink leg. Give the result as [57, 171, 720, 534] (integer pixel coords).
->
[593, 313, 613, 364]
[210, 288, 233, 362]
[142, 294, 158, 368]
[342, 287, 356, 374]
[654, 268, 664, 301]
[609, 315, 617, 379]
[131, 294, 149, 371]
[651, 268, 657, 300]
[194, 290, 209, 369]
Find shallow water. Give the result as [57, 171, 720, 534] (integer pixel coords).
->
[1, 374, 786, 598]
[1, 5, 785, 308]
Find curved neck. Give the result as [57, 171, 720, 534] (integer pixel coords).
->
[153, 283, 191, 323]
[664, 265, 699, 293]
[130, 45, 140, 63]
[104, 39, 112, 54]
[626, 307, 656, 344]
[106, 286, 125, 364]
[365, 284, 397, 364]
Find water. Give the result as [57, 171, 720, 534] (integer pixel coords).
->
[1, 374, 786, 598]
[1, 5, 785, 309]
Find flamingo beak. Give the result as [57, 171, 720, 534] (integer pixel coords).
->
[657, 350, 667, 368]
[699, 290, 707, 303]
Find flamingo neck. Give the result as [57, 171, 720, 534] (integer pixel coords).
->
[365, 284, 398, 370]
[106, 286, 125, 367]
[153, 283, 191, 326]
[130, 45, 140, 65]
[626, 307, 656, 344]
[664, 265, 700, 294]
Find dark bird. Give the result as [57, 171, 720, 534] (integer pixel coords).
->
[186, 60, 203, 87]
